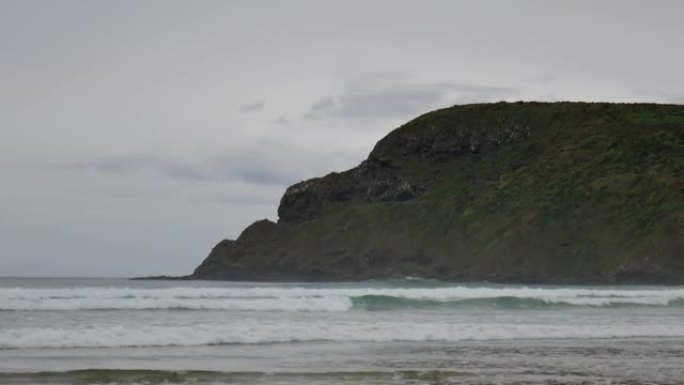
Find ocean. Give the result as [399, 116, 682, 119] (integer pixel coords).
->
[0, 278, 683, 384]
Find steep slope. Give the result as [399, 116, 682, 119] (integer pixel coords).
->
[193, 102, 684, 284]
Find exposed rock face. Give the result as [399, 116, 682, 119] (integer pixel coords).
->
[276, 113, 532, 224]
[192, 102, 684, 284]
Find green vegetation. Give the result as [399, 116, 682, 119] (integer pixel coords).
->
[194, 102, 684, 284]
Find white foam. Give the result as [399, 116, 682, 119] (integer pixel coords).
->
[1, 285, 684, 311]
[2, 318, 684, 349]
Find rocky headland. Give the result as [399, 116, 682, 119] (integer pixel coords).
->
[190, 102, 683, 284]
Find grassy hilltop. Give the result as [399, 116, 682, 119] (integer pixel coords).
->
[193, 102, 684, 284]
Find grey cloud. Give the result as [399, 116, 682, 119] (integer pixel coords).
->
[201, 194, 277, 206]
[50, 156, 154, 174]
[309, 97, 336, 113]
[51, 154, 296, 187]
[239, 100, 266, 113]
[157, 161, 213, 182]
[234, 167, 296, 186]
[275, 113, 291, 125]
[304, 83, 515, 120]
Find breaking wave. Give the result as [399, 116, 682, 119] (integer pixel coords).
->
[1, 285, 684, 312]
[2, 283, 684, 349]
[3, 317, 684, 349]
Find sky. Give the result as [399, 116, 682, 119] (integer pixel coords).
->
[1, 0, 683, 277]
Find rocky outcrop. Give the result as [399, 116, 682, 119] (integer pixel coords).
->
[191, 102, 684, 284]
[276, 111, 533, 224]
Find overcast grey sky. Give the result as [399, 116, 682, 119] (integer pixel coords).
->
[1, 0, 683, 277]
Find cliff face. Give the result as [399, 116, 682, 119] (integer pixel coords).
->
[192, 102, 684, 284]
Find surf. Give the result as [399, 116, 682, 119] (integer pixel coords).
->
[1, 283, 684, 312]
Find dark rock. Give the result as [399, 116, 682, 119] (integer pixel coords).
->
[278, 181, 323, 223]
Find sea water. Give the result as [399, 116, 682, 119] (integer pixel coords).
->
[0, 277, 683, 384]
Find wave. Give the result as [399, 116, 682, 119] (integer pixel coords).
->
[1, 285, 684, 312]
[352, 294, 684, 310]
[2, 318, 684, 349]
[351, 295, 569, 310]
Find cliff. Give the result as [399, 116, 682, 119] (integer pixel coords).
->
[192, 102, 684, 284]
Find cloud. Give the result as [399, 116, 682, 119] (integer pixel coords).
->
[304, 82, 515, 120]
[275, 113, 291, 125]
[203, 193, 279, 206]
[157, 161, 213, 182]
[239, 100, 266, 113]
[309, 97, 336, 114]
[50, 153, 302, 187]
[50, 156, 154, 175]
[232, 167, 297, 186]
